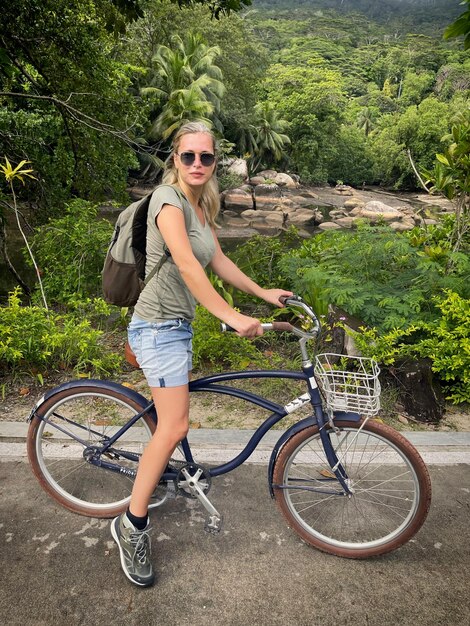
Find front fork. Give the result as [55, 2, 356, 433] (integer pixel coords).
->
[307, 366, 354, 497]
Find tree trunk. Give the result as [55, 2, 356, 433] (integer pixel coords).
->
[390, 358, 445, 423]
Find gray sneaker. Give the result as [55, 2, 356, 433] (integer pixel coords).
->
[111, 513, 155, 587]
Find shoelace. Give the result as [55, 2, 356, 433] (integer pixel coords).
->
[130, 529, 151, 565]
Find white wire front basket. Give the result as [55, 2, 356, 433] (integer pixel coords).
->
[314, 353, 381, 417]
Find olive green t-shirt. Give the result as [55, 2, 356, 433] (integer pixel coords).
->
[134, 185, 216, 322]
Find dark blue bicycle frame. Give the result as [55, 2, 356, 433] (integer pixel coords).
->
[31, 366, 360, 496]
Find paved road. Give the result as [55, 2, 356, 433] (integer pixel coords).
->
[1, 457, 469, 626]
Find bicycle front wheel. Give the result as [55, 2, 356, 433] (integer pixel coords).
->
[27, 384, 156, 518]
[273, 420, 431, 558]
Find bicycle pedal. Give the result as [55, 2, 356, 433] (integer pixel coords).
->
[204, 514, 223, 534]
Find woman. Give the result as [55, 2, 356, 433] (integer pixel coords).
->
[111, 121, 292, 587]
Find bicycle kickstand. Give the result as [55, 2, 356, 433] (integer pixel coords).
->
[178, 467, 223, 534]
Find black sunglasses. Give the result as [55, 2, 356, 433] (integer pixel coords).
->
[177, 151, 216, 167]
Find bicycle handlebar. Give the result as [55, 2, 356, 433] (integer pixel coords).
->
[221, 295, 321, 339]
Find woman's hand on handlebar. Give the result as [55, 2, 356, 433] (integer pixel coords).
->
[226, 313, 263, 338]
[261, 288, 294, 308]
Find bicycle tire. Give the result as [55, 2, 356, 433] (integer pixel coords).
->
[273, 420, 431, 558]
[27, 384, 157, 518]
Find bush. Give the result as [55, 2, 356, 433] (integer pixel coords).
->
[27, 199, 114, 306]
[279, 223, 470, 330]
[0, 288, 121, 377]
[353, 291, 470, 404]
[228, 227, 301, 309]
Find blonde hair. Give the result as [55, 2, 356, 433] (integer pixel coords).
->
[162, 121, 220, 227]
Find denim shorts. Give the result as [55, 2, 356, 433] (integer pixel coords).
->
[127, 314, 193, 388]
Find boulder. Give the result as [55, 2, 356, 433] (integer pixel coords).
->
[390, 220, 415, 232]
[254, 183, 280, 196]
[223, 188, 253, 211]
[284, 194, 318, 207]
[357, 201, 403, 222]
[249, 176, 266, 186]
[265, 212, 286, 225]
[334, 185, 354, 196]
[318, 222, 342, 231]
[334, 216, 355, 228]
[274, 172, 297, 188]
[258, 169, 277, 179]
[329, 209, 348, 218]
[288, 210, 316, 225]
[240, 209, 257, 218]
[343, 199, 362, 209]
[227, 158, 248, 180]
[254, 183, 282, 210]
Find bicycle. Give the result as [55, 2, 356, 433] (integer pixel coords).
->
[27, 296, 432, 559]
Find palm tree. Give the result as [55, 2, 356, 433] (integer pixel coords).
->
[357, 107, 375, 137]
[141, 33, 225, 140]
[251, 101, 290, 169]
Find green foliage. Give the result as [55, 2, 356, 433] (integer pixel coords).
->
[192, 305, 267, 370]
[279, 223, 470, 331]
[27, 200, 114, 305]
[142, 32, 225, 140]
[421, 108, 470, 257]
[443, 0, 470, 49]
[0, 0, 142, 210]
[217, 171, 245, 192]
[354, 291, 470, 404]
[0, 288, 121, 376]
[228, 227, 302, 307]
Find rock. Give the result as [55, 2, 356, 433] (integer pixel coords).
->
[258, 169, 277, 179]
[329, 209, 348, 218]
[254, 184, 282, 210]
[240, 209, 257, 218]
[343, 199, 362, 209]
[283, 194, 318, 207]
[239, 184, 252, 193]
[223, 210, 238, 217]
[223, 188, 253, 211]
[334, 216, 355, 228]
[254, 183, 280, 196]
[349, 206, 364, 216]
[265, 212, 286, 225]
[334, 185, 354, 196]
[274, 172, 297, 188]
[423, 218, 439, 225]
[249, 176, 266, 186]
[356, 201, 403, 222]
[288, 210, 316, 225]
[390, 220, 414, 232]
[224, 217, 249, 228]
[318, 222, 342, 231]
[227, 158, 248, 179]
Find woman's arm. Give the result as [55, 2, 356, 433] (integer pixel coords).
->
[209, 230, 293, 307]
[157, 205, 262, 337]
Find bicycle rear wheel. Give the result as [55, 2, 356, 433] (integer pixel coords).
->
[28, 384, 156, 518]
[273, 420, 431, 558]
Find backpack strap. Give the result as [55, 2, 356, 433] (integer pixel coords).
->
[142, 184, 188, 287]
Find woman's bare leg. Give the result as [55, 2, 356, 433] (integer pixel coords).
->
[129, 384, 189, 517]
